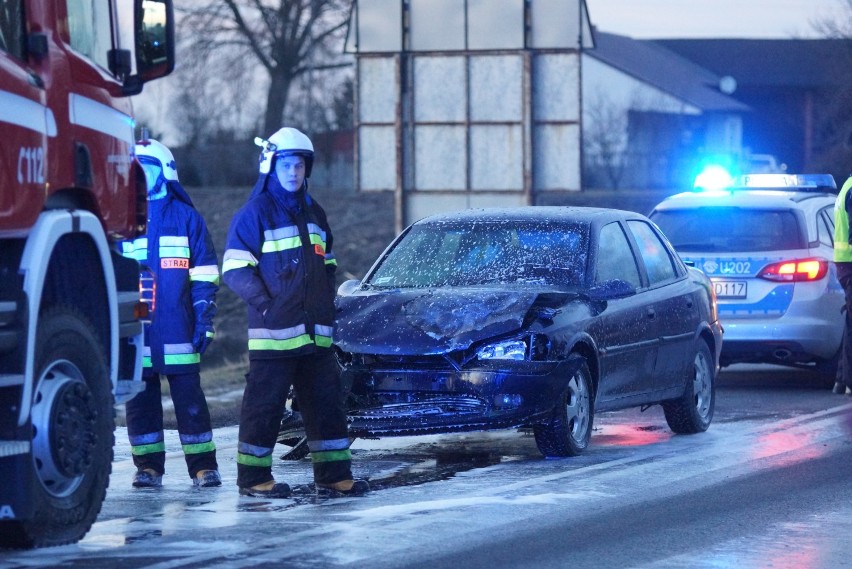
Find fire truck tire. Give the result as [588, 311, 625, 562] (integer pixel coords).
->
[0, 307, 114, 548]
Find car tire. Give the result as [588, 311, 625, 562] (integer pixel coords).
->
[0, 307, 113, 548]
[663, 339, 715, 434]
[533, 356, 594, 457]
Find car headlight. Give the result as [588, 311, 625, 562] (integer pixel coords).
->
[476, 335, 552, 361]
[477, 339, 528, 361]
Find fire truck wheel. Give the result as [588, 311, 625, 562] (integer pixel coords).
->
[1, 307, 114, 548]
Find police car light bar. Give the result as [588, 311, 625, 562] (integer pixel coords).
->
[736, 173, 837, 192]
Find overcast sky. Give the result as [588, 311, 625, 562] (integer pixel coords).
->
[585, 0, 847, 39]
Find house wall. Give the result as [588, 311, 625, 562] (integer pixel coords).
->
[581, 56, 744, 189]
[582, 56, 702, 118]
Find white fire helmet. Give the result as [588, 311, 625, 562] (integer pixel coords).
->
[256, 127, 314, 178]
[136, 138, 179, 182]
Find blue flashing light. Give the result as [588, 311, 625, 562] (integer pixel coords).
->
[693, 164, 735, 191]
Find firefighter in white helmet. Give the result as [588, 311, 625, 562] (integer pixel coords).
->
[223, 127, 367, 498]
[120, 138, 221, 488]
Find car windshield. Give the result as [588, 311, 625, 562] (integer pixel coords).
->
[651, 208, 805, 252]
[364, 220, 588, 289]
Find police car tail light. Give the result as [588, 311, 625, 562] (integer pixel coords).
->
[758, 258, 828, 282]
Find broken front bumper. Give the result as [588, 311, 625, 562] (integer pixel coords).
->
[342, 358, 583, 438]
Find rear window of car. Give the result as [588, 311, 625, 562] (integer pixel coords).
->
[650, 208, 805, 252]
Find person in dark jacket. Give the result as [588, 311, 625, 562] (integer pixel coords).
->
[223, 127, 367, 498]
[121, 138, 221, 488]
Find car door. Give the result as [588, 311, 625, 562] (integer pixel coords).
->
[592, 221, 659, 405]
[626, 219, 698, 392]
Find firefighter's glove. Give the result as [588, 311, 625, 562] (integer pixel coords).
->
[193, 324, 215, 355]
[192, 300, 217, 354]
[195, 299, 217, 323]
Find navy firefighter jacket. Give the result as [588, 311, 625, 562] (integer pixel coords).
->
[222, 177, 337, 359]
[121, 188, 220, 374]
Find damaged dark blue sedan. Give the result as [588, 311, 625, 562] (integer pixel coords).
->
[333, 207, 723, 457]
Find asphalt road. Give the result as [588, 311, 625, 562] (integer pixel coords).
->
[4, 364, 852, 569]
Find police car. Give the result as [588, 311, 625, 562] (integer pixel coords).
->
[649, 174, 843, 385]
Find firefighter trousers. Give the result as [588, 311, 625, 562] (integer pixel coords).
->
[126, 372, 218, 478]
[236, 351, 353, 488]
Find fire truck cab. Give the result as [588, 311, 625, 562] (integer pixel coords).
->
[0, 0, 174, 548]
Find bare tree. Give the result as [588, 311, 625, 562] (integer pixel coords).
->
[807, 0, 852, 180]
[812, 0, 852, 39]
[179, 0, 352, 137]
[583, 90, 628, 189]
[330, 75, 354, 130]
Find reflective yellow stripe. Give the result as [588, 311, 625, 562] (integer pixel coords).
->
[190, 265, 220, 284]
[122, 238, 148, 261]
[132, 442, 166, 455]
[262, 236, 301, 253]
[191, 274, 220, 284]
[237, 453, 273, 467]
[311, 449, 352, 463]
[223, 258, 253, 272]
[164, 353, 201, 365]
[248, 334, 313, 351]
[183, 441, 216, 455]
[835, 178, 852, 262]
[223, 249, 258, 273]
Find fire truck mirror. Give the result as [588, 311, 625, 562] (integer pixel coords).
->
[135, 0, 174, 83]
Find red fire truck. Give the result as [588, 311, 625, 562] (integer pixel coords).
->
[0, 0, 174, 548]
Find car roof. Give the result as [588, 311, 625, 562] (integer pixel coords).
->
[413, 206, 644, 226]
[652, 190, 836, 211]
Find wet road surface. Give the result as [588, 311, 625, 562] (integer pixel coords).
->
[4, 365, 852, 568]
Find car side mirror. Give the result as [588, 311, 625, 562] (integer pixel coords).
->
[588, 279, 637, 301]
[337, 279, 361, 296]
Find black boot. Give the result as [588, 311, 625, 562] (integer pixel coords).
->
[239, 481, 292, 498]
[316, 478, 369, 497]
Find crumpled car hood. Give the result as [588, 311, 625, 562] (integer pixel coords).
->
[335, 288, 567, 355]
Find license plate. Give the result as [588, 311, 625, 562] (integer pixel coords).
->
[713, 280, 747, 298]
